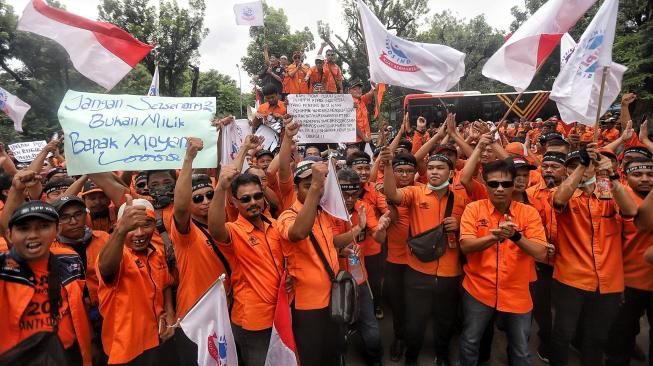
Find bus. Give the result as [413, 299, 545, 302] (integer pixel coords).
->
[399, 91, 559, 127]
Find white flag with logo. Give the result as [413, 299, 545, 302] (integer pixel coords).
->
[233, 1, 264, 26]
[550, 0, 626, 126]
[147, 65, 159, 96]
[320, 159, 350, 221]
[180, 275, 238, 366]
[0, 87, 31, 132]
[560, 33, 576, 66]
[357, 0, 464, 92]
[220, 119, 252, 166]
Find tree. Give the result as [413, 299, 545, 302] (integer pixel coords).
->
[98, 0, 209, 96]
[193, 70, 245, 118]
[240, 4, 314, 78]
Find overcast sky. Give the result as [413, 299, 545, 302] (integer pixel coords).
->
[6, 0, 522, 91]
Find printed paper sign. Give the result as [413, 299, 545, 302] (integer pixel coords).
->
[58, 90, 217, 175]
[287, 94, 356, 143]
[8, 140, 47, 162]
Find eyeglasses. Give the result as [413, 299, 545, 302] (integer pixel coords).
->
[486, 180, 514, 189]
[192, 191, 214, 204]
[394, 169, 416, 176]
[236, 191, 265, 203]
[59, 211, 86, 224]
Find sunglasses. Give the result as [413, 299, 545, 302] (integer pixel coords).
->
[192, 191, 214, 204]
[236, 191, 265, 203]
[136, 181, 147, 189]
[486, 180, 514, 189]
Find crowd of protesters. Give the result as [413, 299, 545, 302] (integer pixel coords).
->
[1, 44, 653, 366]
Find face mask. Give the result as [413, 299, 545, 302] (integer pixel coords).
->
[427, 180, 450, 191]
[578, 175, 597, 188]
[150, 184, 175, 209]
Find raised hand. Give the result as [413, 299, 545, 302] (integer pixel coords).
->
[185, 137, 204, 159]
[377, 211, 391, 231]
[218, 165, 240, 191]
[357, 203, 367, 230]
[12, 169, 40, 191]
[117, 195, 151, 233]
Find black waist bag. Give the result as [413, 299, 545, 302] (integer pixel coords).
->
[407, 192, 454, 262]
[0, 332, 69, 366]
[309, 232, 359, 325]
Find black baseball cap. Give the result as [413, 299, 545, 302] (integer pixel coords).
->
[8, 201, 59, 228]
[51, 195, 86, 213]
[255, 149, 274, 159]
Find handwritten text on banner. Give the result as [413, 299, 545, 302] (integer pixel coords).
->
[58, 90, 217, 175]
[287, 94, 356, 143]
[9, 141, 47, 162]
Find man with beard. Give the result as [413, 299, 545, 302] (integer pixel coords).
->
[525, 151, 567, 362]
[458, 159, 548, 366]
[208, 167, 284, 366]
[81, 180, 117, 233]
[550, 143, 637, 366]
[97, 196, 176, 365]
[170, 138, 229, 364]
[383, 149, 467, 366]
[605, 157, 653, 366]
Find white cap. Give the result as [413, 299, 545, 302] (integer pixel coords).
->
[117, 198, 155, 220]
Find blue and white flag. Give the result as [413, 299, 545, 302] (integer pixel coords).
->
[0, 87, 31, 132]
[147, 65, 159, 96]
[233, 1, 264, 26]
[180, 275, 238, 366]
[550, 0, 626, 125]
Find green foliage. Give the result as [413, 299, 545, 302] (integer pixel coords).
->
[240, 4, 314, 77]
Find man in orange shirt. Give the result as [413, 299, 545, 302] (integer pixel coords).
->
[81, 180, 117, 233]
[550, 144, 637, 366]
[170, 138, 230, 364]
[316, 42, 344, 94]
[383, 150, 468, 366]
[96, 197, 175, 365]
[286, 51, 310, 94]
[600, 118, 620, 146]
[209, 167, 284, 366]
[0, 172, 91, 365]
[276, 160, 341, 365]
[605, 157, 653, 365]
[349, 80, 376, 144]
[458, 159, 548, 366]
[254, 84, 287, 133]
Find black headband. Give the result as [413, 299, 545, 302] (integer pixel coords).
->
[624, 147, 652, 158]
[45, 184, 70, 195]
[294, 162, 313, 178]
[428, 154, 453, 169]
[349, 159, 370, 166]
[393, 160, 416, 168]
[625, 164, 653, 174]
[340, 183, 361, 191]
[542, 152, 567, 165]
[192, 181, 213, 192]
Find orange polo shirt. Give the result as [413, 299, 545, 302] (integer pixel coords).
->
[621, 188, 653, 291]
[601, 127, 620, 146]
[97, 245, 173, 365]
[150, 205, 174, 256]
[257, 102, 287, 121]
[219, 215, 284, 330]
[170, 220, 230, 318]
[309, 62, 343, 93]
[361, 182, 389, 256]
[526, 181, 557, 246]
[459, 200, 547, 313]
[353, 92, 374, 143]
[53, 230, 110, 306]
[277, 201, 339, 310]
[333, 200, 378, 284]
[552, 188, 624, 293]
[278, 175, 297, 212]
[399, 185, 467, 276]
[386, 204, 409, 265]
[286, 63, 310, 94]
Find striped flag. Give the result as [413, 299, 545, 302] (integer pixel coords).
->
[18, 0, 152, 90]
[264, 272, 300, 366]
[0, 87, 31, 132]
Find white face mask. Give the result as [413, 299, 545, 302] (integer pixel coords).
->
[578, 175, 597, 187]
[427, 180, 450, 191]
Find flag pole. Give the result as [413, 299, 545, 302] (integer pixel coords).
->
[497, 61, 548, 128]
[170, 273, 227, 328]
[592, 66, 610, 143]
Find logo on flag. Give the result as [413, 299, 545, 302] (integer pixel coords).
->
[0, 89, 7, 111]
[208, 333, 229, 366]
[380, 38, 420, 72]
[576, 31, 604, 78]
[241, 6, 255, 21]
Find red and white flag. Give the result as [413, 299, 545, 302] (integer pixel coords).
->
[482, 0, 596, 92]
[319, 158, 350, 221]
[264, 272, 300, 366]
[18, 0, 153, 90]
[180, 275, 239, 366]
[0, 87, 30, 132]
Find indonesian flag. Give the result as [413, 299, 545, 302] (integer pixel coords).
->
[482, 0, 597, 92]
[550, 0, 625, 126]
[264, 272, 300, 366]
[0, 87, 31, 132]
[180, 275, 238, 366]
[233, 1, 264, 27]
[18, 0, 153, 90]
[147, 65, 160, 96]
[358, 0, 465, 92]
[320, 158, 350, 221]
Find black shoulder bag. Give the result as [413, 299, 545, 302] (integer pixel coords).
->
[308, 232, 359, 325]
[193, 219, 232, 277]
[0, 255, 69, 366]
[407, 192, 454, 262]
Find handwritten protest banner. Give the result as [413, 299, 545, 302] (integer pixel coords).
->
[8, 140, 47, 162]
[287, 94, 356, 143]
[58, 90, 217, 175]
